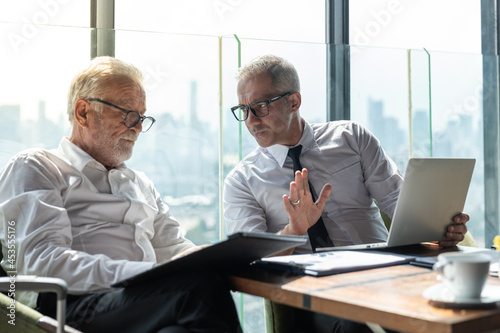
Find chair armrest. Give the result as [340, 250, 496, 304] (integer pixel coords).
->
[0, 276, 67, 333]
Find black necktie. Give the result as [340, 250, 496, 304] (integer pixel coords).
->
[287, 145, 334, 252]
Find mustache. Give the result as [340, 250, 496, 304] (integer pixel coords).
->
[121, 132, 138, 142]
[250, 125, 266, 134]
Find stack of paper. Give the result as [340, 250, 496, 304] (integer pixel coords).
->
[256, 250, 414, 276]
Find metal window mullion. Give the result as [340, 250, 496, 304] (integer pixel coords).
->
[90, 0, 115, 58]
[481, 0, 500, 247]
[326, 0, 350, 121]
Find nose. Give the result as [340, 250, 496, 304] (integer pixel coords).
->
[245, 109, 259, 125]
[130, 119, 142, 133]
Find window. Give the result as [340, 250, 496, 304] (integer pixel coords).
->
[116, 0, 325, 43]
[349, 0, 484, 246]
[114, 3, 327, 329]
[0, 2, 494, 332]
[349, 0, 481, 53]
[0, 2, 326, 332]
[0, 0, 90, 167]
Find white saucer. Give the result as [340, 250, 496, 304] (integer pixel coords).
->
[423, 283, 500, 309]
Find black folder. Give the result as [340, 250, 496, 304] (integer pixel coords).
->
[112, 232, 307, 288]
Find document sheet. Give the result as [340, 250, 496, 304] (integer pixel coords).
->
[256, 250, 414, 276]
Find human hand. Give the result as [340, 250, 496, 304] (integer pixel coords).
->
[171, 244, 211, 260]
[438, 212, 469, 247]
[281, 168, 332, 236]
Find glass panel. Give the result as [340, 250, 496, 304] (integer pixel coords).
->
[114, 2, 327, 330]
[349, 0, 481, 53]
[0, 0, 90, 27]
[116, 0, 325, 43]
[221, 37, 327, 332]
[2, 2, 491, 330]
[113, 30, 223, 245]
[408, 49, 432, 158]
[425, 50, 484, 246]
[350, 46, 410, 170]
[222, 37, 327, 161]
[350, 45, 485, 247]
[0, 23, 90, 168]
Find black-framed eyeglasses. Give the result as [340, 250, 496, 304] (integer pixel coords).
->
[230, 91, 292, 122]
[86, 98, 156, 132]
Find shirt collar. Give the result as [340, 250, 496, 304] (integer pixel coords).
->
[266, 120, 320, 167]
[58, 137, 127, 173]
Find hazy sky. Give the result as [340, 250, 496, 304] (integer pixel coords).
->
[0, 0, 482, 128]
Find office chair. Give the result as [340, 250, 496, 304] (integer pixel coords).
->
[0, 254, 82, 333]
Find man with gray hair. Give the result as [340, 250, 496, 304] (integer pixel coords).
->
[0, 56, 241, 333]
[223, 54, 469, 332]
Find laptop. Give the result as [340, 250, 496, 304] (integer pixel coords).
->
[112, 232, 307, 288]
[317, 158, 476, 252]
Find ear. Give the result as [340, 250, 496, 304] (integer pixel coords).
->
[289, 92, 302, 113]
[74, 99, 90, 128]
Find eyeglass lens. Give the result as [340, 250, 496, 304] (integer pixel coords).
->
[231, 92, 292, 122]
[233, 102, 269, 121]
[125, 112, 154, 132]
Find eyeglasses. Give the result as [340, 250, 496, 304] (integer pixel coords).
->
[230, 91, 292, 122]
[87, 98, 156, 132]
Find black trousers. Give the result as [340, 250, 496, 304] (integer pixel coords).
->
[296, 308, 372, 333]
[37, 271, 242, 333]
[292, 305, 399, 333]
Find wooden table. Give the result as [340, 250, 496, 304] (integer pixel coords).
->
[230, 246, 500, 333]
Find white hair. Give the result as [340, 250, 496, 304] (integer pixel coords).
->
[66, 56, 144, 124]
[237, 54, 300, 93]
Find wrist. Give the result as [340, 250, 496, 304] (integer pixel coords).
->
[277, 225, 288, 235]
[278, 223, 305, 236]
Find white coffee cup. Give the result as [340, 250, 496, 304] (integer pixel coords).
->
[433, 252, 491, 299]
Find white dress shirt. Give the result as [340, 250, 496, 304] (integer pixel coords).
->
[224, 120, 403, 254]
[0, 138, 194, 307]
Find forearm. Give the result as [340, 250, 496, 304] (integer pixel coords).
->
[2, 191, 153, 293]
[23, 246, 154, 293]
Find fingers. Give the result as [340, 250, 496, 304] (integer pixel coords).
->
[448, 222, 468, 235]
[439, 212, 469, 247]
[294, 169, 308, 195]
[317, 184, 332, 204]
[282, 168, 332, 237]
[286, 178, 299, 206]
[438, 239, 460, 247]
[439, 224, 466, 247]
[283, 181, 300, 214]
[286, 169, 309, 204]
[283, 194, 293, 213]
[287, 169, 331, 205]
[282, 194, 307, 235]
[447, 212, 468, 239]
[453, 212, 469, 224]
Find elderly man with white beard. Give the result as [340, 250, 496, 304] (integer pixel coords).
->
[0, 56, 241, 333]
